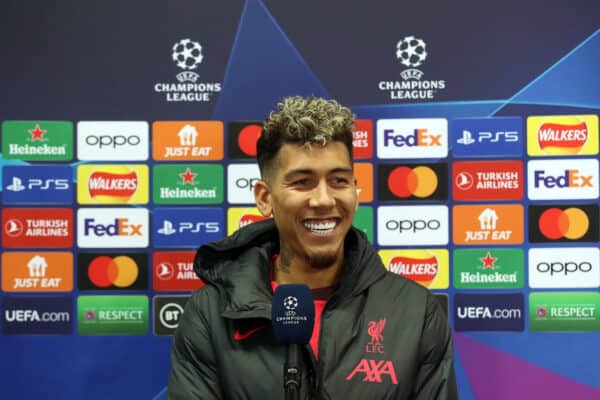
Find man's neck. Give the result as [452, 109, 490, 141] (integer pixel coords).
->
[273, 255, 344, 289]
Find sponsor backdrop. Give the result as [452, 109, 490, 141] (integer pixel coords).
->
[1, 0, 600, 399]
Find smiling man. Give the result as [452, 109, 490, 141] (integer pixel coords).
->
[168, 96, 458, 399]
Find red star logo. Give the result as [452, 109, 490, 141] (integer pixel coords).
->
[179, 168, 197, 185]
[28, 124, 46, 141]
[480, 252, 497, 269]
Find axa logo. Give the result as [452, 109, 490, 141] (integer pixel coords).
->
[379, 163, 447, 201]
[346, 359, 398, 385]
[527, 115, 598, 156]
[366, 318, 386, 353]
[376, 119, 448, 159]
[529, 205, 598, 243]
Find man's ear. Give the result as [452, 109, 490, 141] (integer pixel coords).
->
[254, 179, 273, 217]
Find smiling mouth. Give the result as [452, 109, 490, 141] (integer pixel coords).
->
[303, 219, 339, 235]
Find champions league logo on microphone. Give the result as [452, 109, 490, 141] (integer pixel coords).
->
[278, 295, 308, 325]
[153, 38, 222, 102]
[378, 35, 447, 100]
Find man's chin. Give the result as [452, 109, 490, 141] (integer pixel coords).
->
[305, 251, 340, 269]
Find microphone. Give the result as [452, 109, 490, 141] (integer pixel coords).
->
[271, 284, 315, 400]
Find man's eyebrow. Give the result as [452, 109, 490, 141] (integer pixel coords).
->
[283, 167, 353, 179]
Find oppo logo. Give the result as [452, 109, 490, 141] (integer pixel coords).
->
[536, 262, 592, 275]
[385, 219, 441, 233]
[85, 135, 141, 148]
[235, 177, 259, 190]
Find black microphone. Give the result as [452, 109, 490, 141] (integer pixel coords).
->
[271, 284, 315, 400]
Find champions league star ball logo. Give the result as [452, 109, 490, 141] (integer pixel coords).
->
[283, 296, 299, 311]
[172, 39, 203, 83]
[396, 36, 427, 68]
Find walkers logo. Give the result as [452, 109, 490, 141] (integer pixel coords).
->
[527, 159, 598, 200]
[153, 295, 191, 335]
[2, 297, 72, 335]
[529, 247, 600, 289]
[379, 249, 449, 289]
[530, 292, 600, 332]
[77, 295, 149, 335]
[352, 120, 374, 159]
[377, 205, 448, 246]
[77, 165, 149, 204]
[355, 163, 374, 203]
[227, 164, 261, 204]
[453, 248, 524, 289]
[77, 121, 149, 161]
[153, 38, 221, 102]
[2, 165, 73, 205]
[153, 251, 203, 291]
[454, 293, 524, 331]
[78, 253, 148, 291]
[227, 207, 270, 235]
[152, 121, 223, 161]
[452, 161, 523, 201]
[378, 163, 447, 201]
[377, 35, 446, 101]
[227, 122, 262, 159]
[2, 208, 73, 248]
[451, 117, 522, 158]
[529, 204, 598, 243]
[377, 119, 448, 159]
[153, 164, 223, 204]
[1, 121, 73, 161]
[77, 208, 149, 248]
[453, 205, 523, 245]
[353, 206, 374, 243]
[1, 252, 73, 292]
[527, 115, 598, 156]
[153, 208, 224, 248]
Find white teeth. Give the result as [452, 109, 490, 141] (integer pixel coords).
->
[304, 221, 336, 232]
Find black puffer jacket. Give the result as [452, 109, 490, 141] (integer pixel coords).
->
[168, 220, 458, 399]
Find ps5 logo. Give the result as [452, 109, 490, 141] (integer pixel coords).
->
[157, 219, 220, 235]
[457, 130, 519, 145]
[6, 176, 70, 192]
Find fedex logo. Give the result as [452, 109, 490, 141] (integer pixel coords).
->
[77, 208, 148, 248]
[2, 165, 73, 205]
[83, 218, 143, 236]
[377, 119, 447, 159]
[452, 117, 522, 158]
[528, 159, 598, 200]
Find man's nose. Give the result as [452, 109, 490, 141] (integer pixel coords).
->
[308, 181, 336, 208]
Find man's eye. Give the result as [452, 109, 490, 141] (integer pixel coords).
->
[332, 177, 349, 184]
[292, 179, 308, 185]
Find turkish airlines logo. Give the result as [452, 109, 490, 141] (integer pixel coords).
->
[352, 120, 374, 159]
[153, 251, 203, 291]
[2, 208, 73, 248]
[379, 163, 447, 201]
[453, 205, 523, 245]
[529, 204, 598, 243]
[452, 161, 523, 201]
[527, 115, 598, 156]
[376, 118, 448, 159]
[227, 121, 263, 159]
[527, 159, 598, 200]
[377, 205, 448, 246]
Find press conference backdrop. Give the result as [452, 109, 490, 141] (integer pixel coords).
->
[1, 0, 600, 399]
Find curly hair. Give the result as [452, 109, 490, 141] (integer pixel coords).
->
[257, 96, 355, 179]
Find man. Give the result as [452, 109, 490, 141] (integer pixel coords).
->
[168, 96, 458, 399]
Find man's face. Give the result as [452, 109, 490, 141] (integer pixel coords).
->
[254, 141, 358, 268]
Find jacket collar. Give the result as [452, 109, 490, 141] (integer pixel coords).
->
[194, 219, 386, 319]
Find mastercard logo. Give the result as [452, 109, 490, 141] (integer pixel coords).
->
[88, 255, 139, 288]
[387, 166, 438, 198]
[237, 124, 262, 157]
[538, 207, 589, 240]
